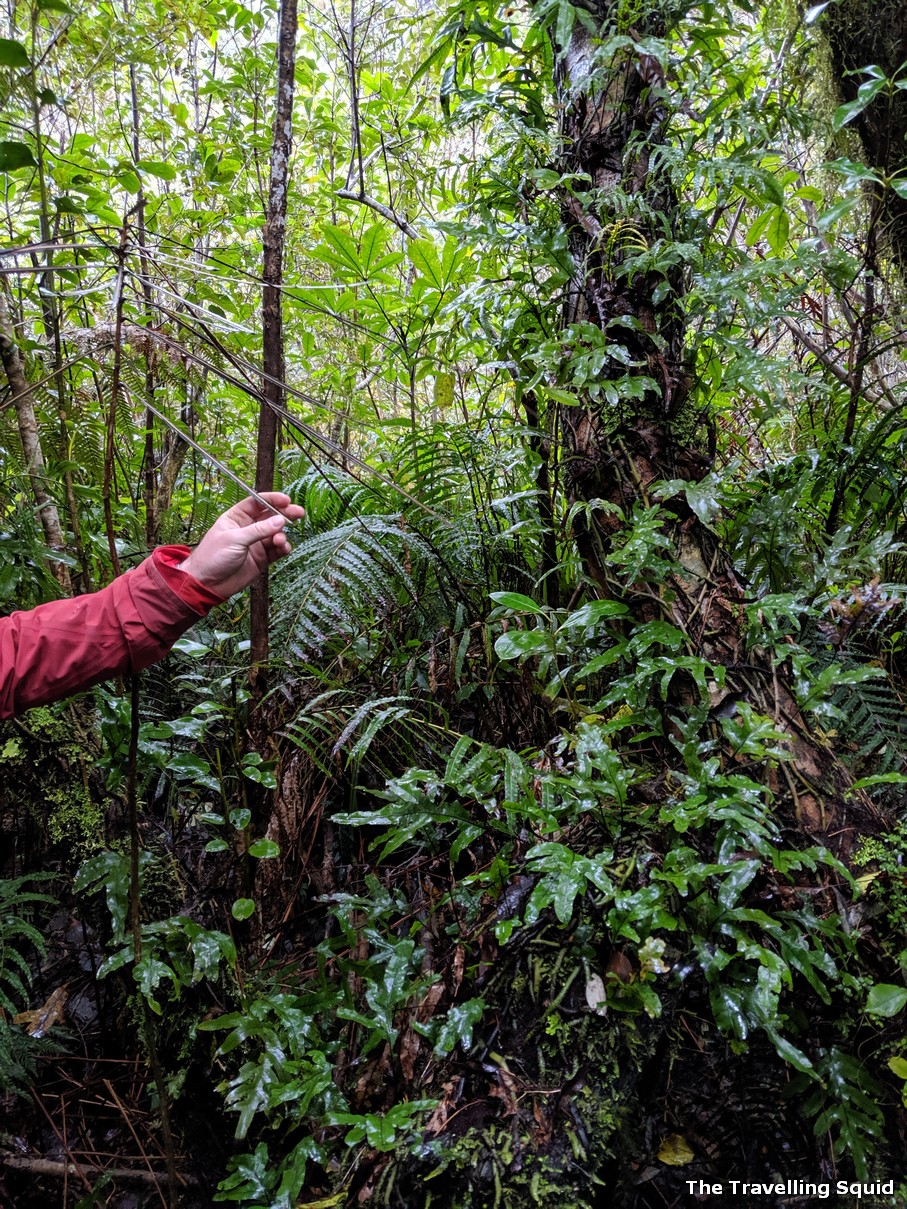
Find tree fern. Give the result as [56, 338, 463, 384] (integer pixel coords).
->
[269, 514, 433, 657]
[284, 689, 444, 777]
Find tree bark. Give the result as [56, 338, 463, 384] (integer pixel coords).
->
[821, 0, 907, 275]
[250, 0, 298, 668]
[0, 288, 72, 593]
[548, 1, 863, 841]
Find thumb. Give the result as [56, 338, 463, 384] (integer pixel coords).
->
[234, 513, 287, 546]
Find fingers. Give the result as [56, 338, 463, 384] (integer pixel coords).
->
[243, 492, 304, 523]
[232, 513, 290, 548]
[264, 536, 292, 565]
[223, 492, 303, 528]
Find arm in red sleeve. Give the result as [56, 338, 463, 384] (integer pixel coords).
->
[0, 547, 225, 720]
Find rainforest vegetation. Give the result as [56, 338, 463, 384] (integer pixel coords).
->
[2, 0, 907, 1203]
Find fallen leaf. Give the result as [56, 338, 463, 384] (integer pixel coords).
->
[606, 951, 634, 982]
[452, 944, 465, 993]
[425, 1079, 460, 1137]
[532, 1098, 552, 1145]
[657, 1134, 695, 1166]
[399, 1026, 422, 1083]
[585, 973, 608, 1015]
[416, 981, 444, 1022]
[14, 986, 68, 1038]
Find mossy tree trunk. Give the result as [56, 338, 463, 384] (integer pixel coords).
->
[547, 0, 860, 837]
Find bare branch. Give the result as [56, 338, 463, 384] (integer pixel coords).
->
[781, 316, 896, 407]
[335, 188, 418, 238]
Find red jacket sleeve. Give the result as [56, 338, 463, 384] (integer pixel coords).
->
[0, 547, 225, 720]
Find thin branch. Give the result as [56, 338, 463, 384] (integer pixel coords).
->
[781, 316, 889, 406]
[335, 188, 418, 238]
[0, 1156, 197, 1187]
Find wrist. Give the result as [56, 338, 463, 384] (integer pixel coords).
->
[151, 547, 226, 610]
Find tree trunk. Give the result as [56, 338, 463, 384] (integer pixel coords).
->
[821, 0, 907, 275]
[0, 288, 72, 593]
[549, 1, 861, 840]
[250, 0, 298, 668]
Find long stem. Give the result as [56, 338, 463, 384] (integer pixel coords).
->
[124, 18, 159, 548]
[250, 0, 298, 669]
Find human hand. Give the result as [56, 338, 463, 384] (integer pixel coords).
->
[178, 492, 305, 597]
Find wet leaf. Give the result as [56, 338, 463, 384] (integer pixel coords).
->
[248, 839, 280, 859]
[494, 629, 550, 660]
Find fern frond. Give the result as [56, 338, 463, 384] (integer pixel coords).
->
[270, 515, 431, 656]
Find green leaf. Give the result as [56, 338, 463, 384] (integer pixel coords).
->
[832, 78, 887, 132]
[137, 159, 177, 181]
[409, 238, 444, 290]
[717, 859, 760, 910]
[248, 839, 280, 859]
[204, 838, 230, 853]
[165, 752, 219, 791]
[578, 645, 627, 676]
[866, 983, 907, 1017]
[851, 772, 907, 789]
[553, 867, 585, 922]
[539, 386, 581, 405]
[0, 140, 36, 170]
[0, 38, 30, 68]
[765, 207, 790, 255]
[432, 998, 485, 1055]
[489, 591, 547, 614]
[745, 209, 773, 247]
[560, 600, 629, 628]
[359, 223, 388, 274]
[823, 157, 882, 183]
[765, 1028, 816, 1075]
[888, 1056, 907, 1080]
[434, 371, 455, 409]
[816, 196, 860, 232]
[555, 0, 576, 48]
[315, 224, 361, 274]
[54, 195, 82, 214]
[494, 630, 551, 660]
[231, 898, 256, 921]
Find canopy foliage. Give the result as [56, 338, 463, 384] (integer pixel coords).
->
[2, 0, 907, 1204]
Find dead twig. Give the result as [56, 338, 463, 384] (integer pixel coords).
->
[0, 1155, 197, 1186]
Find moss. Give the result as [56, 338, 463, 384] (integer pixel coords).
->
[45, 784, 104, 852]
[376, 920, 659, 1209]
[0, 702, 104, 863]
